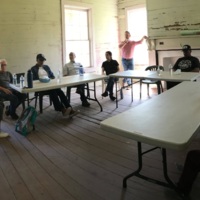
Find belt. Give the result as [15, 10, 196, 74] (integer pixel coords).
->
[122, 58, 133, 60]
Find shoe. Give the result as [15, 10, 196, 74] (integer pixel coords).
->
[82, 101, 90, 107]
[5, 106, 10, 116]
[69, 109, 80, 118]
[11, 113, 19, 120]
[110, 96, 116, 101]
[62, 107, 72, 116]
[0, 132, 9, 138]
[101, 91, 108, 97]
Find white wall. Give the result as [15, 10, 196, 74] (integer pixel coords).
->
[147, 0, 200, 38]
[0, 0, 118, 75]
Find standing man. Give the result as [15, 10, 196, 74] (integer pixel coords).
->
[63, 52, 90, 107]
[31, 54, 79, 117]
[167, 45, 200, 89]
[119, 31, 147, 87]
[101, 51, 119, 101]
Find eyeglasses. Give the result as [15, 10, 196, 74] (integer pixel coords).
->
[1, 64, 7, 66]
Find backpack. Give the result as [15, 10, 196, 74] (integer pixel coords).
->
[15, 106, 37, 136]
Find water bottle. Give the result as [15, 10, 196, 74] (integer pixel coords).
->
[168, 64, 173, 75]
[27, 70, 33, 88]
[79, 67, 84, 76]
[57, 70, 61, 83]
[13, 73, 17, 85]
[157, 66, 160, 76]
[20, 75, 24, 88]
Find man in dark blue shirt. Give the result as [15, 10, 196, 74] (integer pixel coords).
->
[31, 54, 78, 117]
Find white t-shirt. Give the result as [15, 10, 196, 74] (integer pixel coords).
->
[38, 67, 48, 78]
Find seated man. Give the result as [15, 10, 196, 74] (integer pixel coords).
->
[167, 45, 200, 89]
[0, 99, 9, 138]
[177, 150, 200, 197]
[31, 54, 79, 117]
[0, 59, 26, 120]
[101, 51, 119, 101]
[63, 52, 90, 107]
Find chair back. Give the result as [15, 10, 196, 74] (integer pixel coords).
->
[145, 65, 164, 71]
[16, 72, 25, 84]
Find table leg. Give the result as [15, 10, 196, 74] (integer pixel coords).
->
[115, 81, 118, 108]
[87, 81, 103, 112]
[131, 79, 133, 102]
[123, 142, 177, 192]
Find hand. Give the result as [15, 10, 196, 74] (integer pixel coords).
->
[143, 36, 148, 40]
[1, 88, 12, 94]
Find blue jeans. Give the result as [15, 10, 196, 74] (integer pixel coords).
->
[122, 58, 134, 85]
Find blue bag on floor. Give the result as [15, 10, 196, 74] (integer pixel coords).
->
[15, 106, 37, 136]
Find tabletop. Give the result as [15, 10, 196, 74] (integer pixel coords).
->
[101, 81, 200, 150]
[10, 73, 106, 93]
[109, 70, 200, 82]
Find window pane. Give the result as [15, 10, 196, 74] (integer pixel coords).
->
[66, 41, 90, 67]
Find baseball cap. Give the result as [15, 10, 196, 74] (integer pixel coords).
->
[182, 45, 191, 51]
[36, 54, 46, 61]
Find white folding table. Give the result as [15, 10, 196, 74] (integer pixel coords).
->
[10, 74, 106, 111]
[110, 70, 200, 108]
[100, 81, 200, 195]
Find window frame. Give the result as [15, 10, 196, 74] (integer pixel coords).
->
[61, 0, 94, 68]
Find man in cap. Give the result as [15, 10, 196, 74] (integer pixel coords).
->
[167, 44, 200, 89]
[31, 54, 79, 117]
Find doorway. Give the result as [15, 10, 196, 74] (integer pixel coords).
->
[126, 5, 149, 70]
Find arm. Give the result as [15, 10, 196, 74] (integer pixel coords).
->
[31, 66, 39, 80]
[0, 86, 12, 94]
[133, 35, 148, 45]
[45, 65, 55, 79]
[119, 40, 128, 48]
[191, 58, 200, 72]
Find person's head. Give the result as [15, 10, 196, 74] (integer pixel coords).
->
[105, 51, 112, 61]
[125, 31, 131, 40]
[182, 45, 192, 57]
[36, 54, 46, 66]
[69, 52, 76, 62]
[0, 59, 7, 72]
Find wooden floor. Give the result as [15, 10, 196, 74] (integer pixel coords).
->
[1, 82, 200, 200]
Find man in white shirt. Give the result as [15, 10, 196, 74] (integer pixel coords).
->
[63, 52, 90, 107]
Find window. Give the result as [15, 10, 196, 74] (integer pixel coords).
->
[127, 6, 149, 69]
[63, 6, 93, 67]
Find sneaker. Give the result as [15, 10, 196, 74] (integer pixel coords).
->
[0, 132, 9, 138]
[5, 106, 10, 116]
[82, 101, 90, 107]
[11, 113, 19, 120]
[101, 91, 108, 97]
[62, 107, 72, 116]
[110, 95, 116, 101]
[69, 109, 80, 118]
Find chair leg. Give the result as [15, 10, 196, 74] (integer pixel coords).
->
[35, 95, 38, 109]
[39, 94, 43, 114]
[147, 84, 150, 96]
[140, 80, 142, 99]
[86, 83, 90, 98]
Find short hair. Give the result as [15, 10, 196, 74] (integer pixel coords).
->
[106, 51, 112, 57]
[125, 31, 130, 35]
[0, 59, 7, 65]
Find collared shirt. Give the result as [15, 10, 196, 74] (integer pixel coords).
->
[63, 61, 83, 76]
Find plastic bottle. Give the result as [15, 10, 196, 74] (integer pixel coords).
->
[168, 64, 173, 75]
[57, 70, 61, 83]
[13, 73, 17, 85]
[157, 66, 160, 76]
[27, 70, 33, 88]
[20, 75, 24, 88]
[79, 67, 84, 76]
